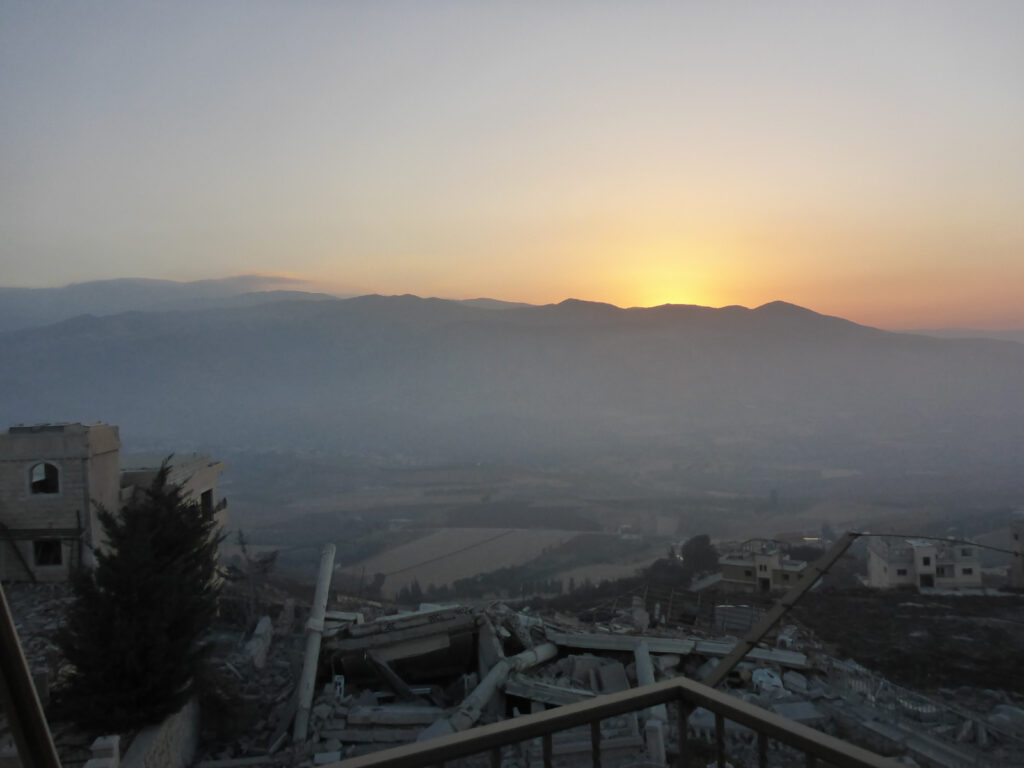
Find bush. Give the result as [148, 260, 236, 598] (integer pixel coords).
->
[56, 460, 223, 730]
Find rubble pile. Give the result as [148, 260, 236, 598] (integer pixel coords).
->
[5, 582, 74, 685]
[7, 577, 1024, 768]
[2, 584, 103, 766]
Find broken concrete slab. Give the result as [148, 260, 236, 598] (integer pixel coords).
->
[546, 630, 696, 655]
[346, 705, 447, 727]
[504, 674, 597, 706]
[597, 661, 631, 694]
[633, 641, 668, 722]
[326, 615, 475, 654]
[568, 654, 602, 687]
[783, 670, 808, 694]
[344, 606, 472, 639]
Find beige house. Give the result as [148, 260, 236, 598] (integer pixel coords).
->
[866, 536, 981, 590]
[718, 539, 808, 593]
[0, 423, 224, 583]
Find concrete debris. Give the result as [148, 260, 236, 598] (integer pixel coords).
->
[783, 669, 808, 694]
[751, 668, 785, 697]
[246, 615, 274, 669]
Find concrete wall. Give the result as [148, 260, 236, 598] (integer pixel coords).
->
[121, 697, 199, 768]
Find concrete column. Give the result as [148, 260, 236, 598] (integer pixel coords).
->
[634, 641, 668, 723]
[420, 642, 558, 739]
[293, 543, 336, 741]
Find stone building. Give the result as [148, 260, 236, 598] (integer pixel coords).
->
[866, 536, 982, 590]
[0, 422, 224, 582]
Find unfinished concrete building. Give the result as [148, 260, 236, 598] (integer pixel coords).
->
[866, 536, 982, 590]
[0, 422, 224, 582]
[717, 539, 808, 593]
[120, 453, 227, 525]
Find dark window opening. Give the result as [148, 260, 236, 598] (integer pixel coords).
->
[201, 489, 214, 515]
[961, 548, 972, 557]
[33, 540, 62, 566]
[962, 567, 974, 575]
[921, 556, 931, 566]
[897, 568, 908, 576]
[30, 462, 60, 494]
[920, 574, 934, 588]
[744, 569, 753, 577]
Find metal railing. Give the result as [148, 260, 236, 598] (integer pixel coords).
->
[333, 675, 901, 768]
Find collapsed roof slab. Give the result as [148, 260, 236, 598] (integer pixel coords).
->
[545, 630, 808, 669]
[326, 615, 477, 656]
[545, 630, 695, 655]
[504, 674, 597, 707]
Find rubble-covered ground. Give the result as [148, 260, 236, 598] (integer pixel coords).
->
[3, 583, 101, 767]
[792, 589, 1024, 693]
[7, 578, 1024, 768]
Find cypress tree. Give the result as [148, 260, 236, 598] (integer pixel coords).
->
[56, 459, 223, 730]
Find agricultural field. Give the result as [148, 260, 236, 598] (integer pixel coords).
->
[339, 527, 582, 598]
[552, 546, 664, 588]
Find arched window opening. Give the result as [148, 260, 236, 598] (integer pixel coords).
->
[30, 462, 60, 494]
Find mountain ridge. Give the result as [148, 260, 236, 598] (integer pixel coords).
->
[1, 292, 1021, 492]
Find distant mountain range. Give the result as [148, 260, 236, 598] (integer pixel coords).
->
[1, 289, 1022, 492]
[0, 276, 539, 333]
[902, 327, 1024, 345]
[0, 275, 337, 332]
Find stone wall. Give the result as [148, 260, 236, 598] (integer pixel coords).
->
[121, 698, 199, 768]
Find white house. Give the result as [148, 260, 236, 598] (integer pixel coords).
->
[866, 536, 981, 590]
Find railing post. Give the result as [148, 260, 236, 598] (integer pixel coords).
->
[488, 746, 501, 767]
[715, 712, 726, 768]
[758, 730, 768, 768]
[542, 732, 553, 768]
[590, 720, 602, 768]
[805, 752, 817, 768]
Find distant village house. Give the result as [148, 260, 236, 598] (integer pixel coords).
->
[717, 539, 808, 593]
[866, 536, 981, 590]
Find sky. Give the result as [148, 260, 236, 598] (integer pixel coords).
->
[2, 1, 1023, 329]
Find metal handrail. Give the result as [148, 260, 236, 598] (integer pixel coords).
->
[334, 675, 902, 768]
